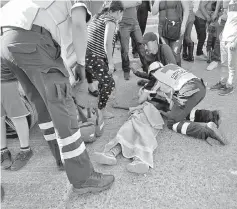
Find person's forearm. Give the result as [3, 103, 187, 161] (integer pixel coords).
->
[104, 22, 116, 66]
[72, 22, 87, 66]
[151, 0, 159, 15]
[134, 71, 150, 79]
[200, 1, 210, 20]
[122, 0, 141, 8]
[233, 37, 237, 47]
[105, 40, 113, 65]
[214, 0, 222, 16]
[181, 1, 189, 29]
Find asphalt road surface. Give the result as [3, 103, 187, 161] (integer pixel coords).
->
[1, 15, 237, 209]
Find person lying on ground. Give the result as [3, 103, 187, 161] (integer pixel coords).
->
[138, 62, 227, 146]
[94, 101, 164, 174]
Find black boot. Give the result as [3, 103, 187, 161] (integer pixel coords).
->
[182, 40, 188, 60]
[187, 42, 194, 62]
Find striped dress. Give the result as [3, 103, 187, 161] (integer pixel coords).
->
[87, 14, 116, 58]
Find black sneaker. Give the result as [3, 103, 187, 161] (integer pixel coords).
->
[210, 81, 225, 91]
[10, 149, 33, 171]
[73, 171, 115, 194]
[88, 88, 99, 97]
[1, 150, 12, 169]
[218, 85, 234, 96]
[182, 53, 188, 60]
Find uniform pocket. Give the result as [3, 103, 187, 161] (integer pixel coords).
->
[39, 37, 61, 60]
[8, 43, 42, 71]
[8, 42, 69, 77]
[46, 81, 72, 102]
[44, 78, 78, 129]
[8, 43, 37, 54]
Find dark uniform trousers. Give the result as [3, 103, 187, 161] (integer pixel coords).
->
[166, 79, 217, 140]
[0, 26, 93, 186]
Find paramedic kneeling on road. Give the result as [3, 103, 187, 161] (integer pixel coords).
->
[1, 0, 114, 194]
[138, 62, 226, 145]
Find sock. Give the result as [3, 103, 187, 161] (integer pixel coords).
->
[0, 147, 8, 153]
[20, 146, 30, 152]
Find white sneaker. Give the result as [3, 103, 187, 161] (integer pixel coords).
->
[207, 61, 219, 71]
[94, 152, 117, 165]
[126, 157, 149, 174]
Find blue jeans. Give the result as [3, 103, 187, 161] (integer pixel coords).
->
[211, 21, 226, 61]
[131, 2, 149, 55]
[119, 23, 148, 72]
[194, 16, 207, 56]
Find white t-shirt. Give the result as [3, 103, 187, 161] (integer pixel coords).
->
[0, 0, 92, 68]
[222, 0, 237, 42]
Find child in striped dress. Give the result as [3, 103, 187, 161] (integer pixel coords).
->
[85, 1, 124, 119]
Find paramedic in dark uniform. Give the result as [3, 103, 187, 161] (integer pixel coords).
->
[0, 0, 114, 194]
[138, 62, 226, 145]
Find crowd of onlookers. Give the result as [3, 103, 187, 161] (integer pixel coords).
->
[1, 0, 236, 200]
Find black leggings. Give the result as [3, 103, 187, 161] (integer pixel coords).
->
[85, 50, 115, 109]
[194, 16, 207, 56]
[86, 71, 93, 84]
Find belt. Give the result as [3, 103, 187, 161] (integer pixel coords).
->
[1, 24, 52, 39]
